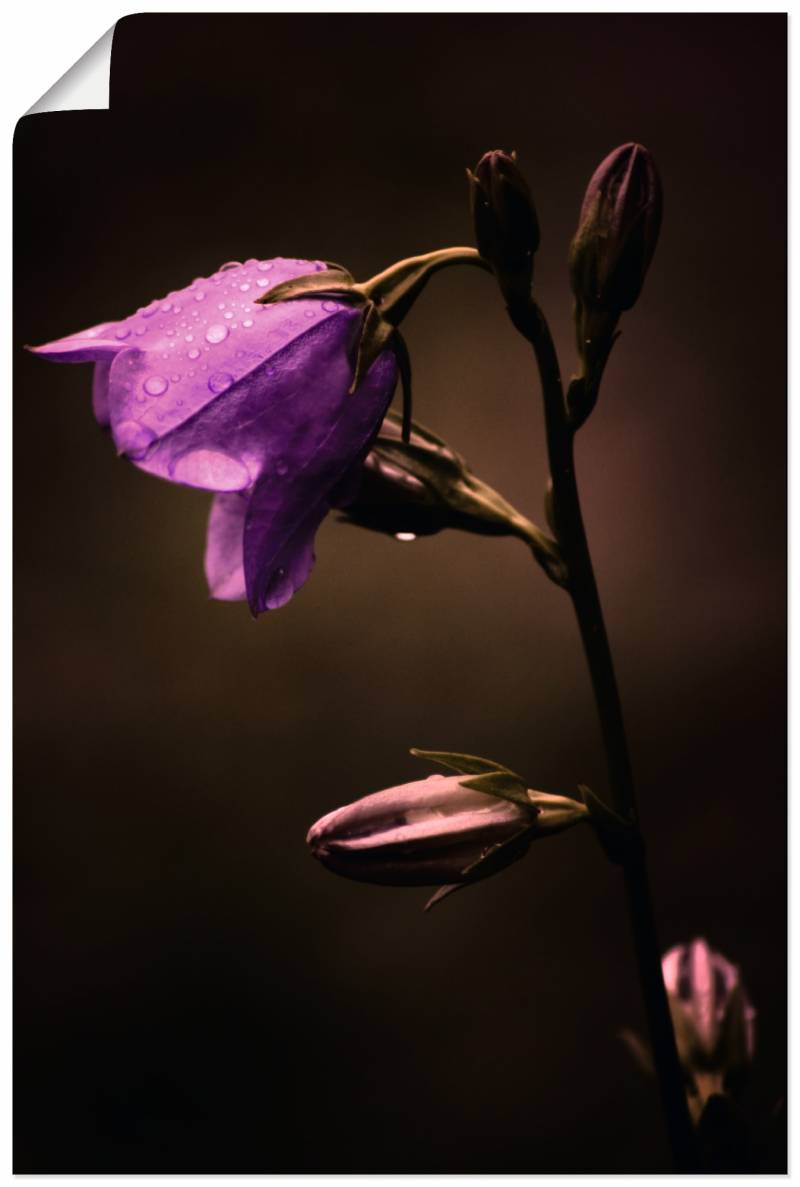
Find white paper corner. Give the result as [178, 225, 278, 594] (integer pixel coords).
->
[26, 24, 115, 116]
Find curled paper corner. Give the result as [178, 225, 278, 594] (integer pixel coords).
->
[26, 25, 115, 115]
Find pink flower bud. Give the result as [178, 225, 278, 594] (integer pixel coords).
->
[307, 772, 586, 905]
[662, 938, 756, 1122]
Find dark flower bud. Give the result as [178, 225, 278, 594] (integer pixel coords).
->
[335, 412, 567, 583]
[337, 412, 526, 540]
[468, 150, 540, 304]
[569, 142, 662, 316]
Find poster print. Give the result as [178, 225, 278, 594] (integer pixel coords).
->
[14, 13, 786, 1173]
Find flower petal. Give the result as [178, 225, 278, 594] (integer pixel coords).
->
[204, 492, 248, 601]
[105, 292, 352, 485]
[239, 337, 397, 614]
[29, 324, 123, 363]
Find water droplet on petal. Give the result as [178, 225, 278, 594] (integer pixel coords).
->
[257, 261, 274, 272]
[143, 375, 169, 397]
[223, 311, 234, 320]
[208, 372, 234, 394]
[255, 277, 271, 288]
[172, 449, 249, 491]
[115, 420, 157, 459]
[194, 290, 206, 301]
[185, 334, 194, 342]
[395, 532, 417, 542]
[188, 347, 201, 360]
[239, 283, 251, 292]
[205, 324, 229, 344]
[141, 300, 158, 318]
[304, 310, 316, 318]
[170, 374, 181, 382]
[115, 326, 131, 340]
[321, 301, 341, 313]
[161, 302, 172, 313]
[242, 319, 254, 328]
[220, 261, 242, 272]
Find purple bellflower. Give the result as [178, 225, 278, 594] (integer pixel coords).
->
[31, 258, 398, 614]
[306, 750, 588, 910]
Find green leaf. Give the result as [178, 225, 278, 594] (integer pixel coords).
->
[410, 748, 519, 777]
[459, 771, 534, 808]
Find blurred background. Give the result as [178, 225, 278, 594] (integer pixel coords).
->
[14, 13, 786, 1172]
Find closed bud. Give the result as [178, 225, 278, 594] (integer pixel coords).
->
[662, 938, 756, 1123]
[468, 149, 540, 304]
[569, 142, 662, 316]
[307, 754, 587, 909]
[336, 411, 536, 543]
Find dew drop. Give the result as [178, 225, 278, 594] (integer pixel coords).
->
[257, 261, 274, 272]
[114, 326, 131, 340]
[255, 277, 271, 288]
[321, 300, 341, 313]
[205, 324, 229, 344]
[208, 371, 234, 394]
[395, 532, 417, 542]
[194, 290, 206, 301]
[242, 319, 254, 328]
[170, 373, 181, 382]
[304, 310, 316, 318]
[239, 282, 251, 292]
[184, 333, 194, 342]
[144, 375, 169, 397]
[188, 347, 201, 360]
[220, 261, 242, 272]
[161, 302, 172, 313]
[141, 300, 158, 318]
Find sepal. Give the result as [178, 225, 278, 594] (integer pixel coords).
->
[459, 770, 535, 809]
[409, 748, 520, 777]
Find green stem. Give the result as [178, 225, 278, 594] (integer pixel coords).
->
[356, 247, 491, 326]
[510, 296, 698, 1172]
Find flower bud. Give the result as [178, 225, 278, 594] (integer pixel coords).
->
[662, 938, 756, 1123]
[307, 760, 587, 909]
[569, 142, 662, 316]
[336, 412, 532, 542]
[468, 150, 540, 304]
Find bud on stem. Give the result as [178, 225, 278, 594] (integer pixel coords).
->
[468, 150, 540, 305]
[569, 142, 662, 380]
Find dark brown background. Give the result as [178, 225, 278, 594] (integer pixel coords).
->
[14, 13, 786, 1173]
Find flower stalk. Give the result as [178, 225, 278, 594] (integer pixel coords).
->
[511, 295, 698, 1172]
[473, 144, 698, 1170]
